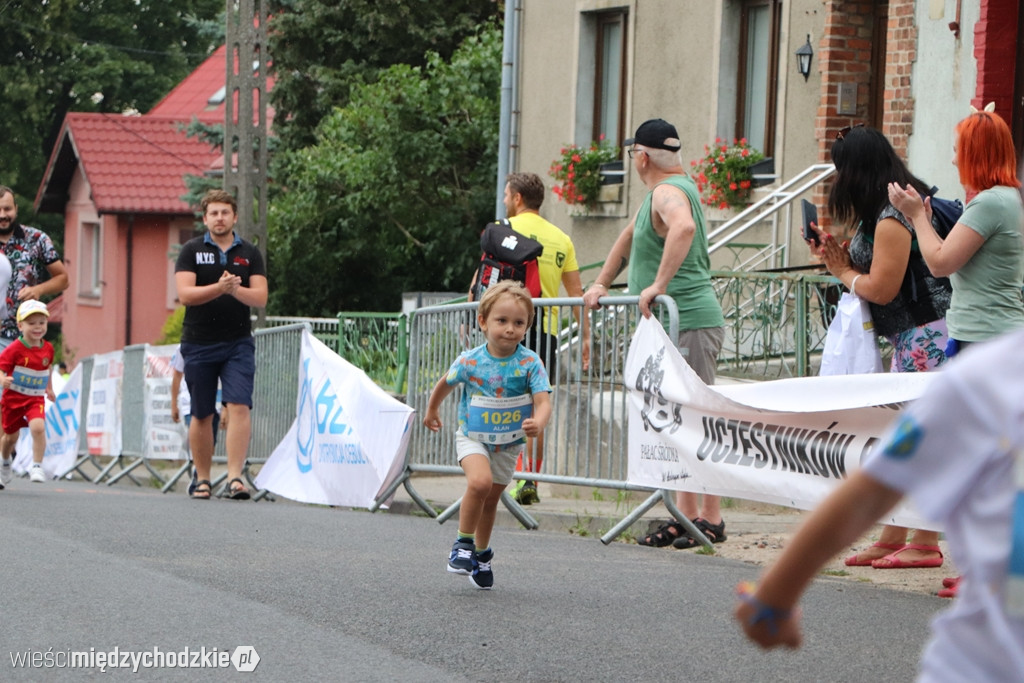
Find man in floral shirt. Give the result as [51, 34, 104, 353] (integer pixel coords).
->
[0, 187, 68, 349]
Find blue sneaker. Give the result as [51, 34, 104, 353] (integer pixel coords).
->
[447, 538, 475, 575]
[469, 548, 494, 590]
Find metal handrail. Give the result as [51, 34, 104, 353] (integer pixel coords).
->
[707, 163, 836, 270]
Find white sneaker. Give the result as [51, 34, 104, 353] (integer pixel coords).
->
[0, 460, 11, 486]
[29, 464, 45, 483]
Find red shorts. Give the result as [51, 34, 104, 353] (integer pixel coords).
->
[2, 396, 45, 434]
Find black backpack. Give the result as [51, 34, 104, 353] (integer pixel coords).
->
[471, 219, 544, 300]
[928, 187, 964, 238]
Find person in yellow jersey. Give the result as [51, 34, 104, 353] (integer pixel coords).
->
[502, 172, 590, 505]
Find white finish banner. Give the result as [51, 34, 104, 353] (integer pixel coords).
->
[625, 317, 937, 529]
[143, 345, 185, 460]
[14, 366, 82, 477]
[86, 350, 123, 457]
[255, 329, 414, 508]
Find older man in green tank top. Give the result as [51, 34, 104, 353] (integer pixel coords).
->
[583, 118, 727, 551]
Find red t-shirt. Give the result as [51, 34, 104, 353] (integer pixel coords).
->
[0, 338, 55, 415]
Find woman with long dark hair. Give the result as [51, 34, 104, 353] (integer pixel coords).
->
[813, 125, 950, 570]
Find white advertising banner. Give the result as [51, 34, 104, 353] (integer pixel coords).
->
[86, 350, 123, 457]
[255, 329, 414, 508]
[143, 344, 185, 460]
[625, 317, 937, 530]
[14, 366, 82, 477]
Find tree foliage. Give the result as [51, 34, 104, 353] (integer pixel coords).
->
[267, 26, 501, 314]
[267, 0, 502, 151]
[0, 0, 223, 211]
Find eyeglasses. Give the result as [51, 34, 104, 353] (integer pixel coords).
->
[627, 147, 645, 158]
[835, 123, 864, 141]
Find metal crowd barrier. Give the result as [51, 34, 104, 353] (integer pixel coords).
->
[63, 324, 309, 500]
[379, 294, 710, 543]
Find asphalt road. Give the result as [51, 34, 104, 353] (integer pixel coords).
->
[1, 480, 941, 681]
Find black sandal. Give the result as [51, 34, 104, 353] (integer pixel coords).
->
[672, 518, 727, 549]
[190, 480, 212, 500]
[225, 477, 251, 500]
[637, 519, 689, 547]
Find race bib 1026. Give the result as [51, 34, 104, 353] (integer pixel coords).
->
[466, 394, 532, 445]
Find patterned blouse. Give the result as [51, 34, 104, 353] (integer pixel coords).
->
[0, 224, 62, 340]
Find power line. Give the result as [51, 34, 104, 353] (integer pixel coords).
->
[6, 17, 216, 59]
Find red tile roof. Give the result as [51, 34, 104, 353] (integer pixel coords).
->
[149, 44, 276, 125]
[34, 44, 274, 215]
[148, 45, 231, 122]
[36, 113, 218, 214]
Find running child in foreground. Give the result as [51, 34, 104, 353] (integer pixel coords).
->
[734, 327, 1024, 680]
[0, 300, 57, 487]
[423, 281, 551, 589]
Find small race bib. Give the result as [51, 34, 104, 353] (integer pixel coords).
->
[9, 366, 49, 397]
[466, 394, 532, 445]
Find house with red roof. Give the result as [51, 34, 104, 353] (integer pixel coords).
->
[34, 45, 272, 362]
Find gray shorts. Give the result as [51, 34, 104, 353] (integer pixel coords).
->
[677, 326, 725, 385]
[455, 434, 522, 486]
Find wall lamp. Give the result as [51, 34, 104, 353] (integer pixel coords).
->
[795, 35, 814, 81]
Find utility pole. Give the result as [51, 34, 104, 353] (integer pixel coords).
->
[224, 0, 269, 311]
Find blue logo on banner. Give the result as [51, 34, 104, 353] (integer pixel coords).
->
[296, 358, 315, 473]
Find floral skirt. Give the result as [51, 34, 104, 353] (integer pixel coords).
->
[887, 319, 949, 373]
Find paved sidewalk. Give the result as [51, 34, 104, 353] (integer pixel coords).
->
[386, 473, 805, 541]
[385, 474, 956, 598]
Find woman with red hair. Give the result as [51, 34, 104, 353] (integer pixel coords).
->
[890, 108, 1024, 357]
[889, 106, 1024, 599]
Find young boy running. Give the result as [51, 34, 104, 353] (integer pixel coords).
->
[0, 300, 56, 486]
[423, 281, 552, 589]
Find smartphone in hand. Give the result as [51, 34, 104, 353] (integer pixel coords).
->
[801, 199, 819, 246]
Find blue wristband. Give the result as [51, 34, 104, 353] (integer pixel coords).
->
[738, 590, 792, 635]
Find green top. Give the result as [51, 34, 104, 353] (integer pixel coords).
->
[628, 175, 724, 330]
[947, 185, 1024, 341]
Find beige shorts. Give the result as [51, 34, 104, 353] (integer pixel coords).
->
[455, 434, 522, 486]
[677, 326, 725, 385]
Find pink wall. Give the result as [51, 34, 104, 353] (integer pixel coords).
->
[60, 167, 182, 363]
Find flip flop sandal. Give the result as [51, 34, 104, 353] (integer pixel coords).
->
[871, 543, 943, 569]
[844, 541, 904, 567]
[190, 479, 212, 500]
[225, 477, 251, 500]
[672, 517, 727, 550]
[637, 520, 688, 547]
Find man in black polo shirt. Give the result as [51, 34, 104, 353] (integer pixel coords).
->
[174, 189, 268, 500]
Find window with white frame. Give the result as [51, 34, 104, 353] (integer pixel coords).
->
[79, 221, 102, 299]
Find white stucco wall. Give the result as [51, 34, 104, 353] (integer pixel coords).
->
[907, 0, 980, 202]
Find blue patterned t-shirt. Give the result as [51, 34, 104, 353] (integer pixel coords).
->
[444, 343, 551, 447]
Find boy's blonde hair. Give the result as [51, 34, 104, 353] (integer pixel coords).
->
[477, 281, 535, 328]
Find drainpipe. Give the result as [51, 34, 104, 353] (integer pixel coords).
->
[125, 214, 133, 346]
[495, 0, 521, 218]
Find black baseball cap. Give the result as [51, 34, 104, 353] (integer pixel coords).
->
[623, 118, 681, 151]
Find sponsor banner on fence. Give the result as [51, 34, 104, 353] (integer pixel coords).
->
[143, 345, 185, 460]
[14, 366, 82, 477]
[625, 317, 937, 529]
[86, 350, 124, 457]
[255, 329, 414, 508]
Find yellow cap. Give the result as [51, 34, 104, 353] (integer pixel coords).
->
[16, 300, 49, 322]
